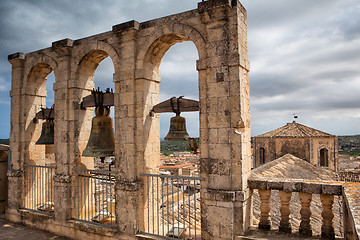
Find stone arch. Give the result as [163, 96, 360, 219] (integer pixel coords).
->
[137, 23, 206, 81]
[72, 44, 118, 168]
[23, 58, 57, 167]
[73, 41, 120, 80]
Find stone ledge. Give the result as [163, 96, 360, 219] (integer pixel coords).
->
[19, 209, 54, 221]
[8, 52, 25, 61]
[203, 188, 249, 202]
[342, 183, 360, 239]
[113, 20, 140, 33]
[69, 219, 118, 237]
[248, 179, 343, 195]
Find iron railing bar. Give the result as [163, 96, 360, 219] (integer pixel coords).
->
[24, 164, 56, 169]
[166, 177, 169, 237]
[183, 177, 186, 238]
[188, 182, 191, 240]
[147, 175, 150, 233]
[75, 174, 115, 182]
[152, 176, 155, 234]
[162, 176, 164, 236]
[72, 168, 116, 174]
[171, 177, 175, 240]
[157, 176, 159, 235]
[77, 171, 79, 220]
[140, 173, 204, 181]
[194, 180, 197, 240]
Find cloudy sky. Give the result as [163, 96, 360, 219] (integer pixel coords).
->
[0, 0, 359, 140]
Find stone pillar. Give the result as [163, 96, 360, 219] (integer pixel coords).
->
[6, 52, 26, 222]
[51, 38, 74, 223]
[258, 190, 271, 230]
[279, 191, 292, 233]
[112, 21, 149, 237]
[198, 1, 252, 238]
[299, 192, 312, 236]
[320, 194, 335, 239]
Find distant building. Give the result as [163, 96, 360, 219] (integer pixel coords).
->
[253, 121, 338, 170]
[159, 162, 196, 176]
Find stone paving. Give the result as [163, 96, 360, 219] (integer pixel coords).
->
[0, 214, 69, 240]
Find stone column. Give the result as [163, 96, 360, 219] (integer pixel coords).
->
[198, 1, 252, 238]
[6, 52, 26, 222]
[258, 190, 271, 230]
[112, 21, 149, 237]
[320, 194, 335, 239]
[51, 38, 74, 223]
[279, 191, 292, 233]
[299, 192, 312, 236]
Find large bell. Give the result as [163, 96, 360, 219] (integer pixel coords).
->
[82, 106, 115, 158]
[164, 113, 190, 141]
[36, 120, 54, 145]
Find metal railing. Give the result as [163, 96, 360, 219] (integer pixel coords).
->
[23, 164, 55, 214]
[73, 168, 116, 226]
[140, 173, 204, 240]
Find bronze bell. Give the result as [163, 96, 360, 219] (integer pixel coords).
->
[82, 106, 115, 159]
[36, 120, 54, 145]
[164, 113, 190, 141]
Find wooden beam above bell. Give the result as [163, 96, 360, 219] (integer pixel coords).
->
[34, 108, 54, 120]
[151, 96, 199, 114]
[81, 92, 114, 108]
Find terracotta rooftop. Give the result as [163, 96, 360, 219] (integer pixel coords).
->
[250, 153, 337, 182]
[249, 154, 341, 195]
[159, 162, 195, 169]
[255, 121, 335, 138]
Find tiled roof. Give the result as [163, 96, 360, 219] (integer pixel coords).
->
[249, 153, 337, 181]
[255, 121, 335, 138]
[159, 162, 195, 169]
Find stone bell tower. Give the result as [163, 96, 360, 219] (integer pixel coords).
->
[7, 0, 251, 239]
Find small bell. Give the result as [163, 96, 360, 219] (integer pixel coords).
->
[164, 113, 190, 141]
[82, 106, 115, 159]
[36, 120, 54, 145]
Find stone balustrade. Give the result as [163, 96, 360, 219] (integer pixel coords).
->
[249, 179, 343, 239]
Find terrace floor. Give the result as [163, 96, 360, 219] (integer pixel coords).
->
[0, 214, 69, 240]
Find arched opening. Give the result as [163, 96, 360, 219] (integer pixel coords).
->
[320, 148, 329, 167]
[25, 63, 53, 166]
[73, 49, 116, 225]
[76, 50, 115, 170]
[23, 63, 55, 212]
[259, 147, 266, 165]
[139, 32, 203, 238]
[159, 41, 199, 160]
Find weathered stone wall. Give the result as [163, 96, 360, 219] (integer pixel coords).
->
[7, 0, 251, 239]
[254, 137, 337, 171]
[312, 137, 337, 170]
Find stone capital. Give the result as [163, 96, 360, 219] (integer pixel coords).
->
[8, 52, 25, 66]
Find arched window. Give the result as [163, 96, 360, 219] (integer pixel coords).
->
[259, 147, 266, 165]
[320, 148, 328, 167]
